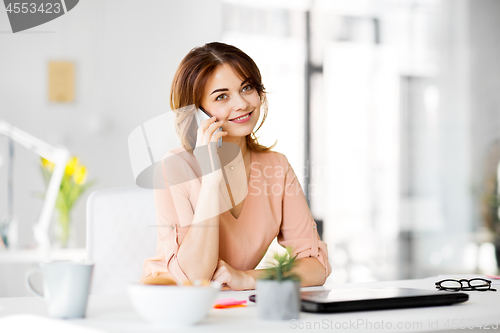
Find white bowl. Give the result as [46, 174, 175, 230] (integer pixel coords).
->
[128, 282, 221, 326]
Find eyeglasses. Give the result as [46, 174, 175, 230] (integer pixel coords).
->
[435, 278, 497, 292]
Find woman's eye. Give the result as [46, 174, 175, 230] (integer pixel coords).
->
[242, 85, 253, 92]
[216, 94, 227, 101]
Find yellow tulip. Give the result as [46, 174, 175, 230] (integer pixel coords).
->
[74, 165, 87, 185]
[41, 157, 55, 172]
[65, 157, 79, 176]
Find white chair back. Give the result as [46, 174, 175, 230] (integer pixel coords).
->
[86, 187, 157, 294]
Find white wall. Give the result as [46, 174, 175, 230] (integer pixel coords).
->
[0, 0, 221, 296]
[0, 0, 222, 248]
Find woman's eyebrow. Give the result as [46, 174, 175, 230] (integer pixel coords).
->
[210, 88, 228, 95]
[210, 79, 252, 95]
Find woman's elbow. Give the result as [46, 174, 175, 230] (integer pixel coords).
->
[177, 257, 217, 282]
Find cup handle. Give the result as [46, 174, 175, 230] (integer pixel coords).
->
[25, 268, 44, 299]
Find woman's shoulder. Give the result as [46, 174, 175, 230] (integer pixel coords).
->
[162, 145, 191, 158]
[161, 146, 195, 161]
[160, 146, 198, 174]
[252, 149, 286, 161]
[254, 149, 289, 166]
[164, 146, 289, 165]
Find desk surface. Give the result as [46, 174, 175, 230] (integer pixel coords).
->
[1, 275, 499, 333]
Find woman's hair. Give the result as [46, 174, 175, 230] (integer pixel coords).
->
[170, 42, 276, 153]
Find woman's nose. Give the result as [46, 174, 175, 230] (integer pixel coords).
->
[231, 93, 249, 111]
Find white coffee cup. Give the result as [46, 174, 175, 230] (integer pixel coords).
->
[25, 261, 94, 319]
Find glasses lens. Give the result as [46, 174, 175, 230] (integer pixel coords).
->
[469, 279, 490, 290]
[440, 280, 462, 290]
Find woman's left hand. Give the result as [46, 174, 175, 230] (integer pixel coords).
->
[211, 259, 254, 290]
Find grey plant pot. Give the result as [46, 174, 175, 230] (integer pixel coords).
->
[256, 279, 301, 320]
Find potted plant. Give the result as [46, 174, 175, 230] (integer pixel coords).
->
[256, 247, 302, 320]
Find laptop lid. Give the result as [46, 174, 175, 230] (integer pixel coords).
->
[301, 288, 469, 313]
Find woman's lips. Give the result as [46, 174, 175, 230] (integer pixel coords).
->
[229, 111, 252, 123]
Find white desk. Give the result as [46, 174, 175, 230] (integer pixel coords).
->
[1, 275, 499, 333]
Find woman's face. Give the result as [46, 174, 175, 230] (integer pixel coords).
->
[200, 63, 261, 140]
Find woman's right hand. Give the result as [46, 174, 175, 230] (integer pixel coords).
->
[193, 116, 227, 183]
[195, 116, 227, 149]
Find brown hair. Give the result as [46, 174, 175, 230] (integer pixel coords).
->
[170, 42, 276, 153]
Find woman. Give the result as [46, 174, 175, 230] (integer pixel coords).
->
[140, 42, 331, 290]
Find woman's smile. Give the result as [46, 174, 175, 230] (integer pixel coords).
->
[228, 111, 253, 123]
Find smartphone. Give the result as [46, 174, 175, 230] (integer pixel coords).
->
[196, 106, 222, 148]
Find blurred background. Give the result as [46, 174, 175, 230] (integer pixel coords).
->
[1, 0, 500, 296]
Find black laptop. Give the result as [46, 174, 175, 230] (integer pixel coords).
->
[300, 288, 468, 313]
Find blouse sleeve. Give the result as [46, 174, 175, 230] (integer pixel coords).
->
[139, 154, 194, 284]
[276, 154, 332, 281]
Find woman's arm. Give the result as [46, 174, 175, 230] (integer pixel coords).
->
[176, 118, 228, 282]
[277, 153, 332, 283]
[245, 257, 326, 288]
[213, 257, 327, 290]
[176, 172, 221, 282]
[288, 257, 327, 286]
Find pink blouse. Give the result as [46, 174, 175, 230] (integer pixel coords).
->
[140, 146, 331, 283]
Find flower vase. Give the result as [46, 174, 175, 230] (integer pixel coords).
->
[54, 210, 72, 248]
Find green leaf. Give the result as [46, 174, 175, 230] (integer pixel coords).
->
[81, 179, 98, 192]
[257, 247, 301, 282]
